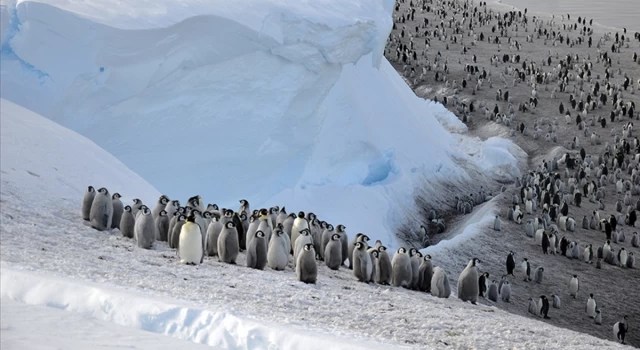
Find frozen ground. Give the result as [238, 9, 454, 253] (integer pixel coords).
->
[0, 0, 523, 248]
[0, 97, 631, 349]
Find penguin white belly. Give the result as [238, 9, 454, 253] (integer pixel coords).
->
[180, 230, 203, 264]
[587, 299, 597, 318]
[535, 229, 544, 245]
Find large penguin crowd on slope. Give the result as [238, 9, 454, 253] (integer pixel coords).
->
[77, 0, 637, 345]
[386, 0, 638, 345]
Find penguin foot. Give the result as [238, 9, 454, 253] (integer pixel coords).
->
[471, 301, 477, 305]
[544, 316, 551, 319]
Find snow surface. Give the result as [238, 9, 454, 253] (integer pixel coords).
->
[0, 101, 630, 349]
[0, 0, 523, 248]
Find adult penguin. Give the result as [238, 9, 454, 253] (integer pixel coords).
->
[218, 221, 239, 264]
[539, 296, 550, 319]
[457, 258, 480, 304]
[111, 193, 123, 229]
[431, 267, 451, 298]
[155, 210, 170, 241]
[586, 294, 597, 318]
[522, 258, 532, 281]
[89, 187, 113, 231]
[324, 234, 342, 270]
[119, 205, 135, 239]
[296, 244, 317, 284]
[352, 242, 372, 283]
[376, 245, 393, 285]
[290, 211, 309, 252]
[233, 211, 246, 251]
[82, 186, 96, 221]
[506, 251, 516, 275]
[246, 231, 267, 270]
[178, 214, 204, 265]
[613, 316, 629, 344]
[391, 247, 412, 288]
[418, 255, 433, 292]
[478, 272, 489, 297]
[267, 229, 288, 271]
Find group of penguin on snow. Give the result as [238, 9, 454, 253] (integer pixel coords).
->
[82, 186, 457, 294]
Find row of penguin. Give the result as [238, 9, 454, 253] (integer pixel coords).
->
[82, 188, 450, 292]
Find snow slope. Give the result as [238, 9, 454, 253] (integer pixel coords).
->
[0, 0, 522, 247]
[0, 100, 629, 349]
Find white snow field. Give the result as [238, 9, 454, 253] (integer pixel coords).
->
[0, 0, 523, 247]
[0, 100, 630, 350]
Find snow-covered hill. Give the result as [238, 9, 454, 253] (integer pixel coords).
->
[0, 0, 522, 246]
[0, 98, 629, 350]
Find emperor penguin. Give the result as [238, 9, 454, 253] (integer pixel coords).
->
[267, 229, 288, 271]
[552, 294, 561, 309]
[282, 213, 296, 239]
[205, 216, 223, 256]
[191, 210, 207, 244]
[155, 210, 170, 241]
[349, 233, 370, 269]
[457, 258, 480, 304]
[269, 206, 279, 229]
[569, 275, 580, 298]
[493, 215, 502, 231]
[296, 244, 317, 284]
[586, 294, 597, 318]
[89, 188, 113, 231]
[186, 195, 205, 213]
[409, 248, 422, 289]
[595, 310, 603, 325]
[507, 252, 516, 276]
[232, 211, 246, 251]
[583, 244, 593, 263]
[324, 234, 342, 270]
[151, 195, 169, 221]
[631, 232, 639, 247]
[169, 212, 186, 248]
[418, 255, 433, 292]
[217, 221, 239, 264]
[534, 267, 544, 284]
[238, 199, 250, 220]
[254, 209, 272, 246]
[627, 252, 635, 268]
[528, 298, 538, 316]
[539, 295, 550, 319]
[367, 248, 379, 283]
[431, 266, 451, 298]
[321, 223, 335, 256]
[164, 200, 180, 219]
[290, 212, 309, 252]
[134, 206, 156, 249]
[487, 281, 499, 302]
[613, 315, 629, 344]
[337, 225, 349, 266]
[245, 216, 259, 249]
[618, 248, 628, 267]
[500, 281, 511, 302]
[275, 207, 287, 226]
[294, 229, 313, 268]
[119, 205, 135, 239]
[111, 193, 123, 229]
[353, 242, 372, 283]
[178, 214, 204, 265]
[391, 247, 412, 288]
[131, 198, 143, 217]
[478, 272, 489, 297]
[246, 230, 267, 270]
[82, 186, 96, 221]
[522, 258, 532, 281]
[376, 245, 393, 285]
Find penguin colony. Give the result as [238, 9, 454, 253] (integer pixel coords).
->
[388, 0, 638, 345]
[82, 191, 451, 297]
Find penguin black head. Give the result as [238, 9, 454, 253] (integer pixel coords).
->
[279, 206, 286, 213]
[361, 234, 370, 242]
[541, 295, 547, 300]
[186, 214, 196, 223]
[192, 209, 201, 216]
[124, 205, 131, 212]
[355, 242, 365, 250]
[87, 186, 95, 192]
[255, 230, 265, 238]
[140, 205, 148, 211]
[337, 224, 345, 232]
[300, 228, 310, 235]
[398, 247, 407, 254]
[225, 222, 236, 229]
[328, 224, 334, 231]
[297, 211, 305, 218]
[424, 254, 431, 260]
[371, 250, 379, 258]
[320, 221, 328, 229]
[160, 196, 169, 205]
[472, 257, 481, 265]
[252, 209, 259, 216]
[590, 293, 594, 298]
[483, 272, 489, 277]
[178, 207, 186, 214]
[331, 234, 340, 241]
[539, 267, 544, 272]
[224, 209, 233, 218]
[270, 206, 279, 214]
[573, 274, 578, 278]
[203, 211, 212, 219]
[160, 210, 167, 217]
[308, 212, 316, 220]
[276, 223, 284, 230]
[98, 187, 108, 194]
[409, 248, 418, 256]
[240, 212, 247, 220]
[112, 193, 121, 199]
[259, 208, 268, 216]
[239, 199, 248, 206]
[303, 243, 314, 251]
[288, 213, 296, 218]
[133, 198, 141, 204]
[179, 214, 186, 221]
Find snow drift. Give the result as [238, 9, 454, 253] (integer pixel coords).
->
[0, 0, 522, 246]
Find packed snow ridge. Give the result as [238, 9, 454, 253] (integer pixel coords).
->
[1, 0, 523, 247]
